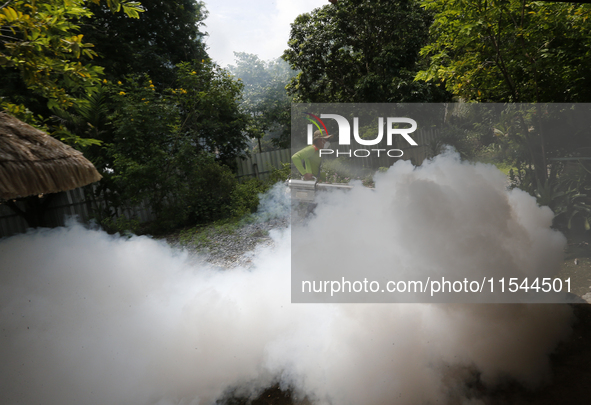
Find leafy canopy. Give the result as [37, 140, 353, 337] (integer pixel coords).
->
[80, 0, 208, 87]
[229, 53, 296, 150]
[417, 0, 591, 102]
[0, 0, 143, 111]
[99, 61, 250, 227]
[282, 0, 447, 102]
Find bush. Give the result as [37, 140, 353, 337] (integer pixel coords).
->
[100, 216, 140, 236]
[227, 177, 268, 219]
[321, 158, 374, 186]
[130, 152, 238, 233]
[174, 154, 237, 227]
[268, 162, 292, 183]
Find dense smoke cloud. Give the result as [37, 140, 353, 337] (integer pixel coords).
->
[0, 152, 573, 405]
[293, 149, 568, 303]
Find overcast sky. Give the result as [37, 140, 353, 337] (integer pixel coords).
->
[202, 0, 329, 68]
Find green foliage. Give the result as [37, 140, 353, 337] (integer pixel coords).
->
[418, 0, 591, 102]
[0, 0, 142, 110]
[228, 178, 268, 219]
[1, 0, 99, 109]
[228, 53, 296, 150]
[95, 0, 143, 18]
[51, 84, 110, 147]
[523, 162, 591, 231]
[43, 57, 250, 232]
[108, 76, 182, 209]
[282, 0, 449, 103]
[172, 61, 250, 165]
[268, 162, 292, 184]
[81, 0, 207, 87]
[104, 74, 246, 230]
[322, 159, 354, 183]
[416, 1, 591, 217]
[1, 0, 278, 234]
[321, 158, 375, 187]
[0, 0, 143, 148]
[181, 155, 238, 226]
[100, 215, 141, 235]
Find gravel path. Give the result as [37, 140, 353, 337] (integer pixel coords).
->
[164, 216, 290, 269]
[160, 182, 292, 268]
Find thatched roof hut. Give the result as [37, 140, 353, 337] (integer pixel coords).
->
[0, 112, 102, 200]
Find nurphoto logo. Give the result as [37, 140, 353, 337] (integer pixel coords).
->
[305, 112, 418, 158]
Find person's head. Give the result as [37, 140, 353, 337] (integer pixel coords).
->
[313, 130, 332, 148]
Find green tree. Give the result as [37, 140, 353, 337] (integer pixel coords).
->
[0, 0, 143, 113]
[80, 0, 208, 88]
[110, 102, 237, 228]
[282, 0, 448, 102]
[417, 0, 591, 103]
[86, 60, 249, 228]
[173, 60, 250, 165]
[0, 0, 143, 228]
[417, 1, 591, 228]
[229, 52, 296, 150]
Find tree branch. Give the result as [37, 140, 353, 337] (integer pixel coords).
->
[0, 0, 12, 10]
[486, 11, 518, 101]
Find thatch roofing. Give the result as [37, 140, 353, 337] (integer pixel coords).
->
[0, 112, 102, 200]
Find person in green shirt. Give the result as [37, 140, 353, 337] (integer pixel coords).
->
[292, 130, 332, 180]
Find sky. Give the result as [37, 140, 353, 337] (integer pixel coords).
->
[202, 0, 329, 68]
